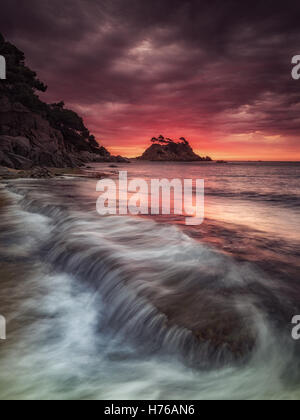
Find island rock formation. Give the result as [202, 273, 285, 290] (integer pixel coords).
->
[138, 136, 212, 162]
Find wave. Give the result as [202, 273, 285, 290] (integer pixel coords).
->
[204, 188, 300, 208]
[2, 180, 295, 369]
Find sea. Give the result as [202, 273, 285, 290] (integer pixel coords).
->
[0, 161, 299, 400]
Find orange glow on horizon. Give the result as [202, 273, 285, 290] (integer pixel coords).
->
[71, 103, 300, 162]
[98, 134, 300, 162]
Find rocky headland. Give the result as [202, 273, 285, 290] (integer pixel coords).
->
[0, 33, 128, 172]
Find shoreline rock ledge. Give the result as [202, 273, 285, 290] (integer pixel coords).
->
[138, 136, 212, 162]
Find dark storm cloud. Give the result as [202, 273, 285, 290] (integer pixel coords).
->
[1, 0, 300, 147]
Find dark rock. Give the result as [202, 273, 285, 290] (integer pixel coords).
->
[0, 35, 128, 170]
[0, 166, 15, 178]
[115, 155, 131, 163]
[138, 138, 213, 162]
[6, 153, 33, 170]
[32, 167, 54, 178]
[20, 167, 55, 179]
[0, 166, 54, 179]
[0, 151, 14, 168]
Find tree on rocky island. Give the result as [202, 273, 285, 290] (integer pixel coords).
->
[150, 136, 190, 145]
[142, 135, 213, 161]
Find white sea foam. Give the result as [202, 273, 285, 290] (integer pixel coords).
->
[0, 175, 299, 400]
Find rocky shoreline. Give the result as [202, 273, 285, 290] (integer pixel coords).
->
[0, 165, 114, 180]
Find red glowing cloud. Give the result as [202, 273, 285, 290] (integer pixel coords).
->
[1, 0, 300, 160]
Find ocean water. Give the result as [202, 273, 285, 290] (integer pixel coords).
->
[0, 161, 299, 400]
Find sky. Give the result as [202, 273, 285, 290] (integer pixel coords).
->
[1, 0, 300, 160]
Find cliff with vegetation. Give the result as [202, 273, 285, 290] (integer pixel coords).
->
[0, 33, 126, 169]
[138, 136, 212, 162]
